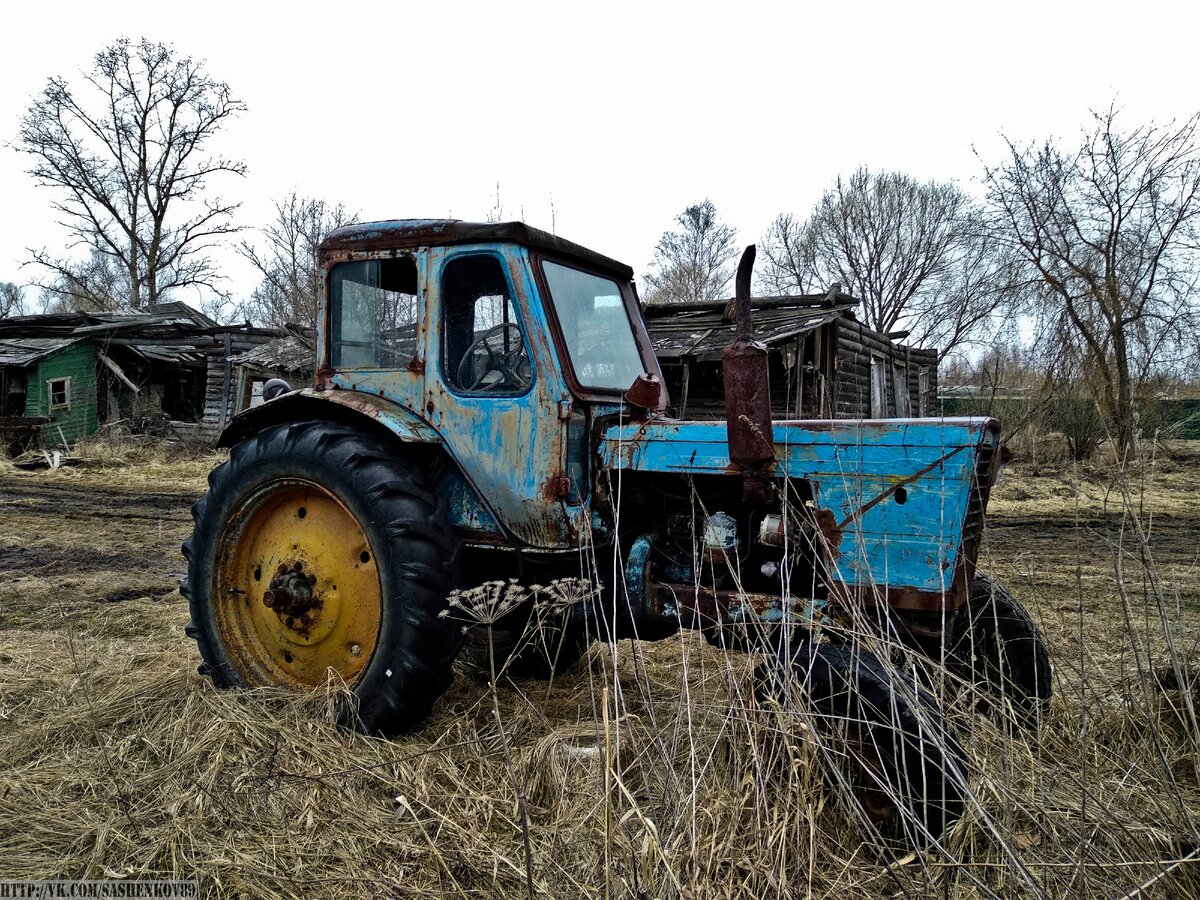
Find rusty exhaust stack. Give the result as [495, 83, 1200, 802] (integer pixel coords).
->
[722, 245, 775, 500]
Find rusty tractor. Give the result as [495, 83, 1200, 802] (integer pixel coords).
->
[183, 220, 1051, 844]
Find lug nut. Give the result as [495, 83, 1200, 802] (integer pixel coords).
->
[262, 590, 276, 608]
[306, 573, 317, 586]
[277, 563, 288, 576]
[293, 561, 304, 572]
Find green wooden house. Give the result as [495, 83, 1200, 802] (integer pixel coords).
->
[0, 337, 100, 449]
[1, 304, 283, 453]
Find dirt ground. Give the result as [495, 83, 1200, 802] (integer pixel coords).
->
[1, 443, 1198, 898]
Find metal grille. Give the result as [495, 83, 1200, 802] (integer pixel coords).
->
[961, 441, 995, 556]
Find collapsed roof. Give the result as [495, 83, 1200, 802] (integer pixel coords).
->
[0, 337, 82, 367]
[643, 291, 861, 362]
[228, 330, 315, 374]
[0, 302, 283, 367]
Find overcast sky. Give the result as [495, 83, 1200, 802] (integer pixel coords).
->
[2, 0, 1196, 311]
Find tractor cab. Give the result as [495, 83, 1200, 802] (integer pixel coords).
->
[307, 220, 666, 550]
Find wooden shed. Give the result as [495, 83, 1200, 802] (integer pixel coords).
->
[227, 329, 315, 416]
[0, 337, 98, 450]
[0, 304, 283, 447]
[643, 291, 938, 421]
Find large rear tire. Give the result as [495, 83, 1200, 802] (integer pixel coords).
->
[757, 642, 969, 846]
[181, 421, 461, 735]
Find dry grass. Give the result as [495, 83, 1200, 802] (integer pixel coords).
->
[1, 440, 1199, 897]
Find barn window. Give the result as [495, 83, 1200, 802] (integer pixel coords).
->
[918, 367, 930, 416]
[48, 377, 71, 411]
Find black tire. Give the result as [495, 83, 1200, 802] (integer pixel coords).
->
[852, 605, 954, 662]
[757, 642, 969, 846]
[460, 604, 590, 679]
[181, 421, 461, 735]
[953, 573, 1052, 730]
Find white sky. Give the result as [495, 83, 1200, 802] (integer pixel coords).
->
[2, 0, 1197, 311]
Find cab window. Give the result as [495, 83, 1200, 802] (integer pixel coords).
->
[330, 257, 419, 368]
[441, 255, 532, 395]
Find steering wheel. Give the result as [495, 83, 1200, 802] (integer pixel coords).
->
[455, 322, 531, 392]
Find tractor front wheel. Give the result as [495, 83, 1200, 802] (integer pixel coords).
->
[952, 573, 1052, 730]
[757, 642, 969, 846]
[181, 421, 461, 734]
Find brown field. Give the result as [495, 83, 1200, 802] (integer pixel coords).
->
[1, 441, 1198, 898]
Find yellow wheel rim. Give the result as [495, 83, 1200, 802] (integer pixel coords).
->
[214, 478, 382, 688]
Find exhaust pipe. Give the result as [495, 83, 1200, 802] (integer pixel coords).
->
[722, 245, 775, 498]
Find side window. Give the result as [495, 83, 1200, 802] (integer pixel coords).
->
[442, 255, 532, 395]
[330, 257, 419, 368]
[48, 377, 71, 410]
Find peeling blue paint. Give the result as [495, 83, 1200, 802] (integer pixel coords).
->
[601, 417, 998, 599]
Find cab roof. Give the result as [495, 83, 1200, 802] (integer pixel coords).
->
[318, 219, 634, 281]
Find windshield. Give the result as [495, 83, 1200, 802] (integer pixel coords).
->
[542, 261, 645, 392]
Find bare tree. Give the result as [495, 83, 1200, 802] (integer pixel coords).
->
[643, 200, 737, 304]
[760, 169, 1014, 358]
[36, 250, 128, 312]
[0, 283, 26, 318]
[932, 216, 1028, 357]
[982, 105, 1200, 459]
[240, 193, 354, 329]
[758, 213, 818, 295]
[17, 37, 246, 310]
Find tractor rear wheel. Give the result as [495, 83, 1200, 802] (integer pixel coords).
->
[757, 642, 969, 846]
[952, 573, 1052, 730]
[181, 421, 461, 734]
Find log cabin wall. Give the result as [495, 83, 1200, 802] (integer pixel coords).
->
[832, 319, 937, 419]
[647, 299, 938, 423]
[202, 351, 233, 433]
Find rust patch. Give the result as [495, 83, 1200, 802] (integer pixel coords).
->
[824, 558, 972, 614]
[722, 246, 776, 476]
[812, 507, 843, 558]
[723, 348, 775, 468]
[624, 372, 664, 412]
[542, 475, 571, 501]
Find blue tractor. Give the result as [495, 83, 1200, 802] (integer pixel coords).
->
[183, 221, 1050, 842]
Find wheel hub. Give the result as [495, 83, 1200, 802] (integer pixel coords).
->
[263, 562, 323, 635]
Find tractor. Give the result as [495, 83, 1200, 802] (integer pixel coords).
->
[182, 220, 1050, 844]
